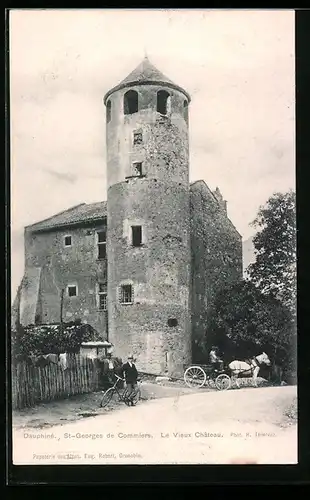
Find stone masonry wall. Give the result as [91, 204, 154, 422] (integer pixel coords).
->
[190, 181, 243, 360]
[106, 82, 191, 377]
[106, 84, 189, 189]
[23, 222, 108, 336]
[107, 179, 191, 377]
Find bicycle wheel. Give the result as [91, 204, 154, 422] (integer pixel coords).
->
[100, 388, 114, 407]
[121, 387, 131, 406]
[215, 374, 231, 391]
[131, 388, 141, 406]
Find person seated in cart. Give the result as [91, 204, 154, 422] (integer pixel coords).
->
[209, 346, 224, 372]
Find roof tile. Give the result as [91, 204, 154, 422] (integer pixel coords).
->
[27, 201, 107, 232]
[104, 56, 190, 103]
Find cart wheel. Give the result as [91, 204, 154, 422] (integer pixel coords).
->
[215, 374, 231, 391]
[184, 366, 206, 388]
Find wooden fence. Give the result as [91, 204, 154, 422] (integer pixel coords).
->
[11, 354, 101, 410]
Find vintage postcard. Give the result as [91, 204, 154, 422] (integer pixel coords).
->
[9, 9, 297, 466]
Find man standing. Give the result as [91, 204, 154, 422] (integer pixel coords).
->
[106, 352, 116, 383]
[122, 355, 139, 406]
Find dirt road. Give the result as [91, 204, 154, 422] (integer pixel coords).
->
[12, 385, 297, 465]
[12, 381, 199, 430]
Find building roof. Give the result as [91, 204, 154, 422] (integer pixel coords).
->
[25, 182, 239, 235]
[104, 56, 191, 104]
[27, 201, 107, 232]
[81, 341, 112, 347]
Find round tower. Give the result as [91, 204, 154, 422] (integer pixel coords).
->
[104, 57, 191, 377]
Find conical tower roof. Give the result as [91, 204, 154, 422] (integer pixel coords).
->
[104, 56, 190, 104]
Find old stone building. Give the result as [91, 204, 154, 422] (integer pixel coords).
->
[13, 57, 243, 377]
[16, 202, 108, 336]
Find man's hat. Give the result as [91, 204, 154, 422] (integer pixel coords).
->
[128, 354, 134, 359]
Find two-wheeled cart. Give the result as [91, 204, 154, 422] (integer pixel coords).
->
[183, 364, 231, 391]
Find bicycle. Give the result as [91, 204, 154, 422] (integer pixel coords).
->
[99, 374, 141, 408]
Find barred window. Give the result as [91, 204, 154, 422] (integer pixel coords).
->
[98, 283, 107, 311]
[133, 131, 143, 145]
[119, 284, 133, 304]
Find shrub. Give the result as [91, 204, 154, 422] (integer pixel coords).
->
[12, 320, 101, 357]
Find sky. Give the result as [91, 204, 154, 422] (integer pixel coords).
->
[10, 9, 295, 299]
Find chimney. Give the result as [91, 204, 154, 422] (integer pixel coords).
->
[213, 187, 227, 214]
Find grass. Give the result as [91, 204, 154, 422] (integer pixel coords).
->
[284, 396, 298, 424]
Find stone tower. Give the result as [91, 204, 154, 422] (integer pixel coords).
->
[104, 57, 191, 377]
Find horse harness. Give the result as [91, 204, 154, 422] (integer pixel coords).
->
[250, 356, 262, 370]
[238, 357, 261, 374]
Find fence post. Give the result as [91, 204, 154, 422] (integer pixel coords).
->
[13, 351, 103, 410]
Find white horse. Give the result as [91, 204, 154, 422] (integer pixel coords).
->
[228, 352, 271, 388]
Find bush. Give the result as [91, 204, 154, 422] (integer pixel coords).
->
[12, 320, 101, 357]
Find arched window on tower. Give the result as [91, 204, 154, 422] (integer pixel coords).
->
[183, 100, 188, 124]
[124, 90, 139, 115]
[106, 100, 112, 123]
[157, 90, 171, 115]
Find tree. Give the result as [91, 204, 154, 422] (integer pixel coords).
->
[207, 281, 295, 376]
[246, 190, 296, 313]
